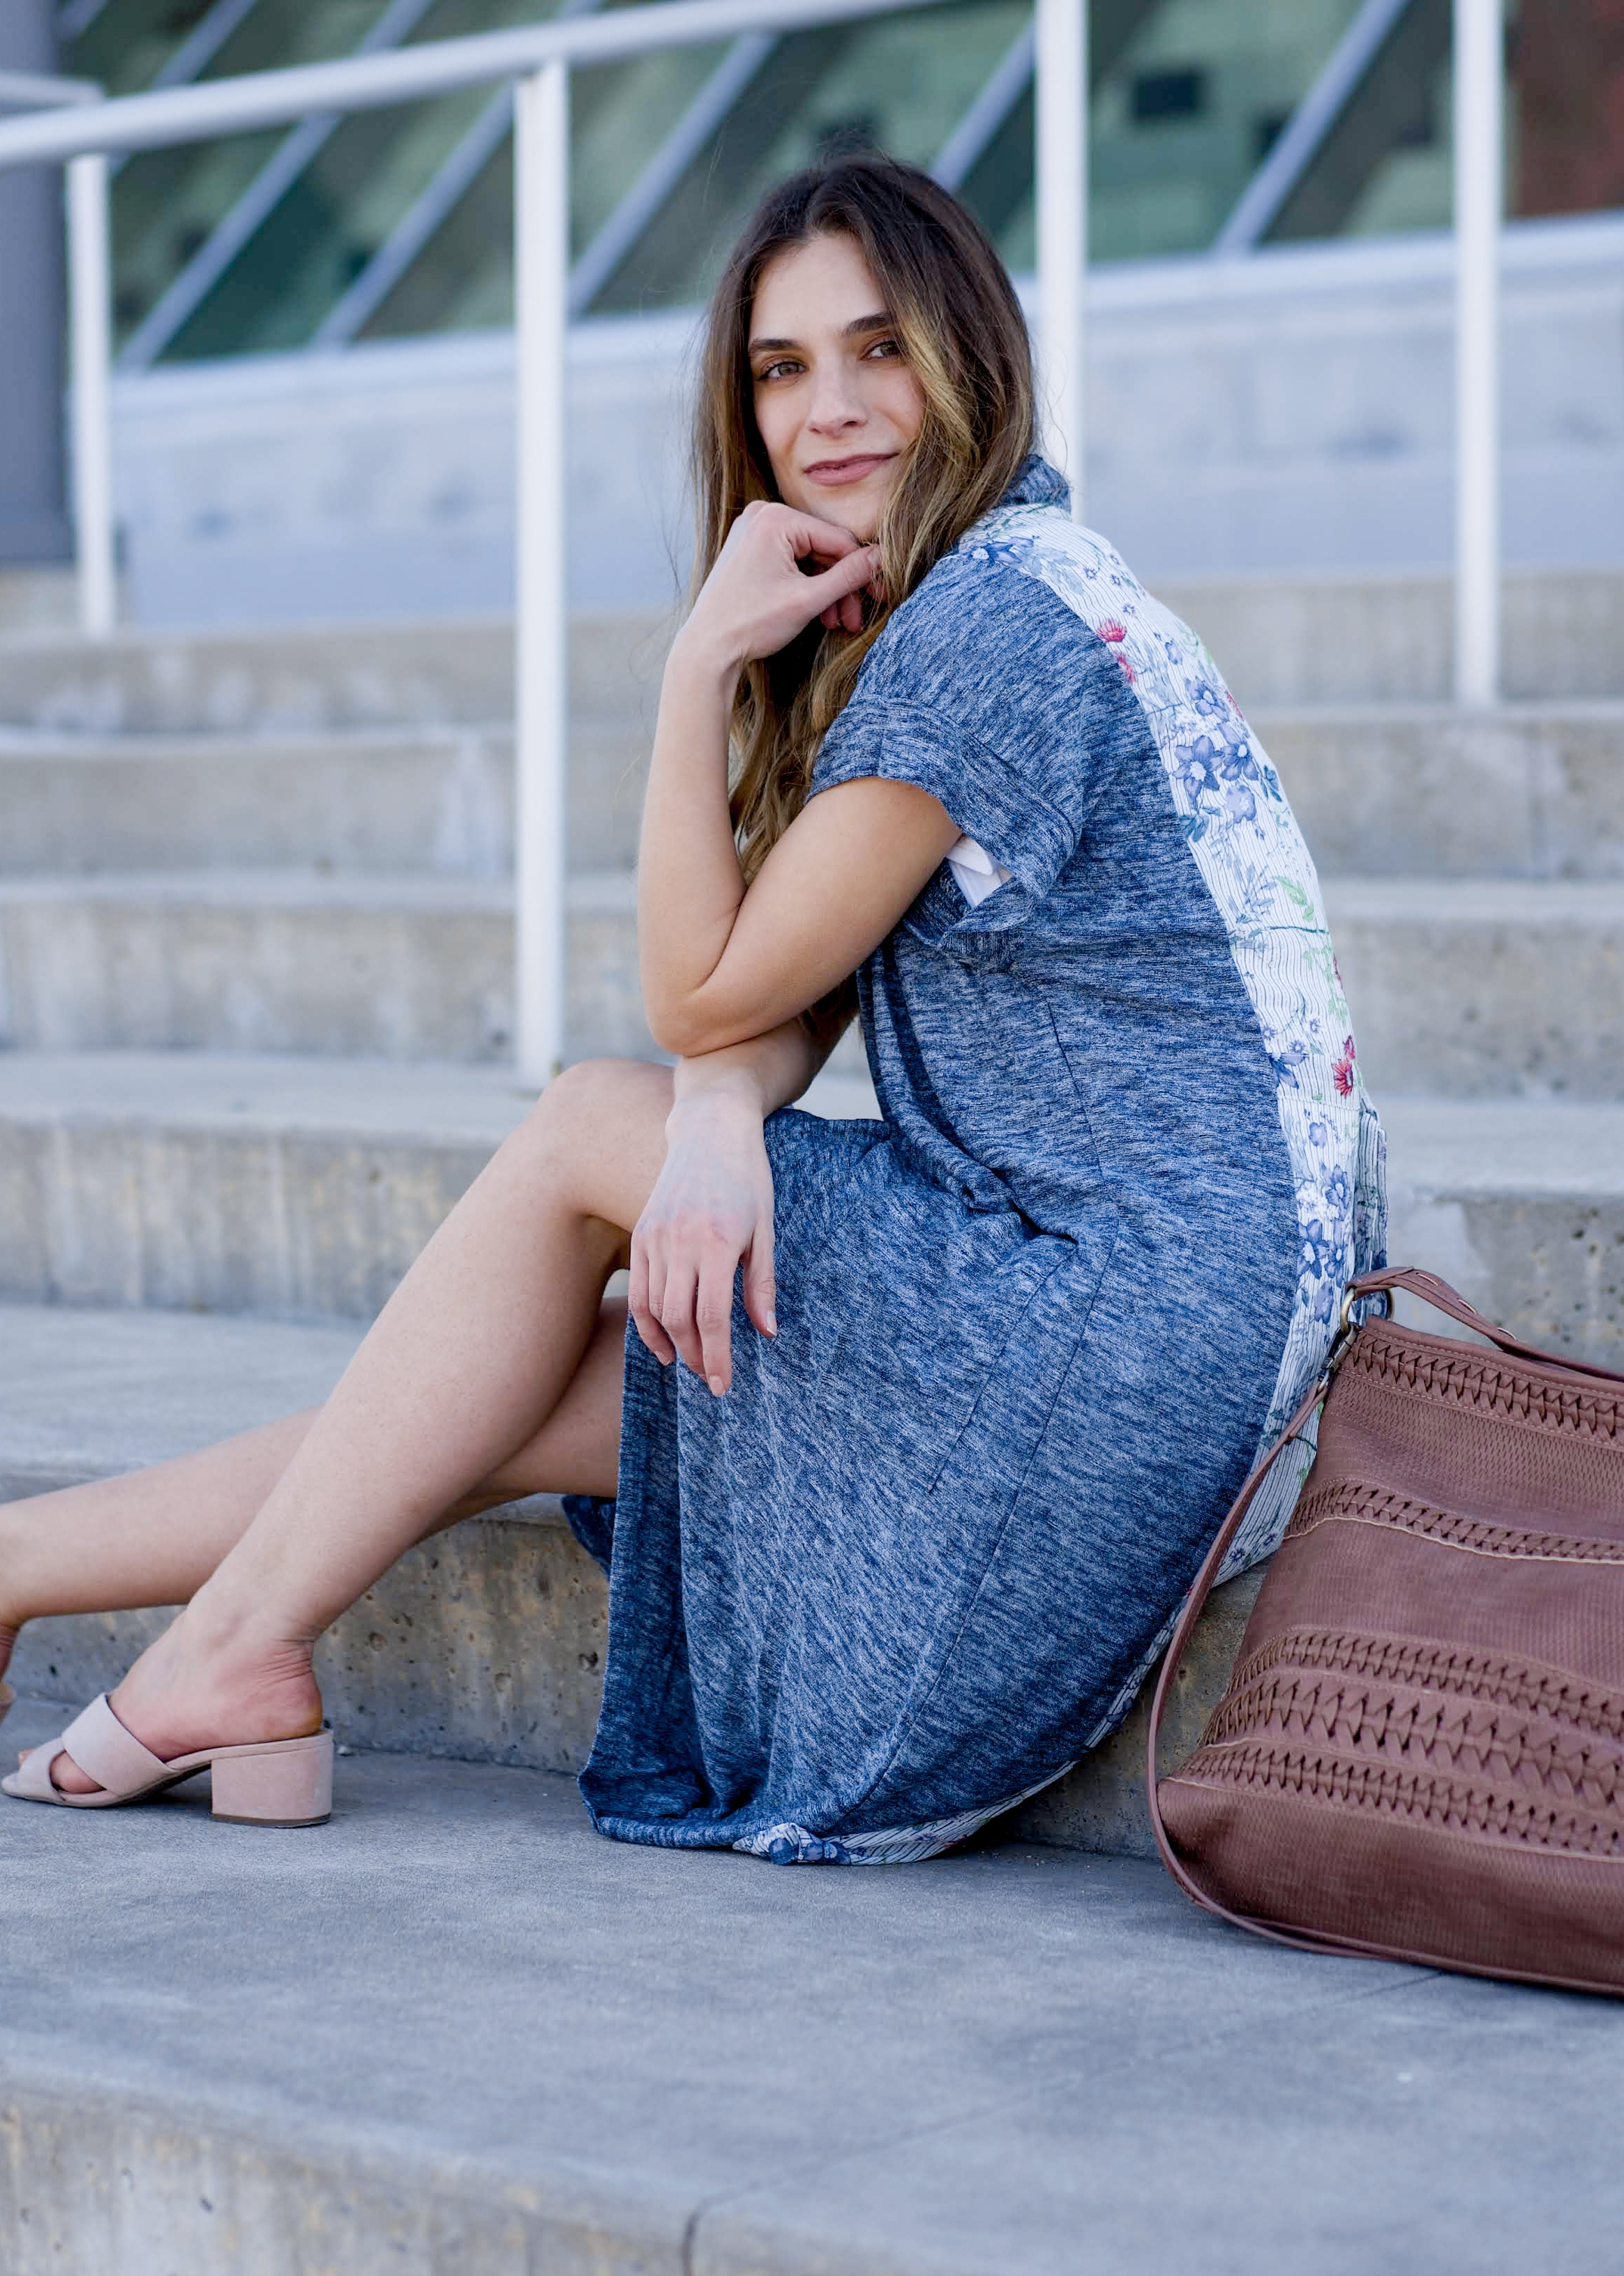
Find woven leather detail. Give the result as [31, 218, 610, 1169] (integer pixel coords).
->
[1212, 1629, 1624, 1749]
[1201, 1659, 1624, 1794]
[1283, 1477, 1624, 1565]
[1348, 1326, 1624, 1441]
[1177, 1738, 1624, 1857]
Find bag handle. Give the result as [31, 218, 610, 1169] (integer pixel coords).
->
[1143, 1265, 1624, 1947]
[1355, 1265, 1624, 1387]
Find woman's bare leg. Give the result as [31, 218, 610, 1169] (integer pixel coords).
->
[19, 1056, 673, 1793]
[0, 1290, 628, 1673]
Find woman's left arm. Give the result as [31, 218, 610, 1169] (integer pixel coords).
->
[638, 504, 961, 1058]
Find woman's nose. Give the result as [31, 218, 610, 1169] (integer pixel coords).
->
[804, 367, 864, 433]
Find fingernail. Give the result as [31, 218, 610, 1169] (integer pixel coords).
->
[708, 1375, 725, 1396]
[765, 1313, 777, 1334]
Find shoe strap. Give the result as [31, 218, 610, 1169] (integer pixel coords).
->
[53, 1694, 167, 1795]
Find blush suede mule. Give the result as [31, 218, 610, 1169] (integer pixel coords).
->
[1, 1693, 332, 1825]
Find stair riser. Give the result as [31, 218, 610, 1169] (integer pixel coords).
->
[0, 897, 654, 1064]
[1384, 1182, 1624, 1371]
[6, 574, 1624, 731]
[0, 1461, 1235, 1862]
[5, 1505, 608, 1780]
[0, 725, 648, 877]
[1168, 569, 1624, 707]
[3, 716, 1619, 887]
[1263, 709, 1624, 880]
[3, 887, 1611, 1094]
[1, 1110, 1618, 1364]
[1332, 909, 1624, 1098]
[0, 1121, 489, 1319]
[2, 2072, 642, 2276]
[0, 614, 667, 733]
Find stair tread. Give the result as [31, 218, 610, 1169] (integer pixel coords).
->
[1325, 877, 1624, 918]
[0, 1048, 873, 1138]
[1381, 1094, 1624, 1195]
[11, 870, 1624, 919]
[0, 867, 635, 912]
[1, 1689, 1601, 2276]
[0, 1300, 363, 1488]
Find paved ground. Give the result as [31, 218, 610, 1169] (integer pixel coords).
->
[3, 1695, 1622, 2275]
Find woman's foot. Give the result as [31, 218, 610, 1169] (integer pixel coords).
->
[19, 1604, 322, 1797]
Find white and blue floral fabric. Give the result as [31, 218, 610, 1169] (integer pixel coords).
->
[565, 458, 1385, 1864]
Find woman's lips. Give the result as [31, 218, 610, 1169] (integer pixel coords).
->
[802, 453, 893, 488]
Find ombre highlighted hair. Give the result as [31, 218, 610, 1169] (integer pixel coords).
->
[692, 156, 1035, 884]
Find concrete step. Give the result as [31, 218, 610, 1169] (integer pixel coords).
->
[0, 1053, 874, 1322]
[3, 705, 1619, 895]
[4, 868, 1614, 1099]
[1163, 565, 1624, 706]
[5, 569, 1623, 736]
[0, 1297, 1235, 1847]
[1325, 877, 1624, 1099]
[0, 871, 654, 1064]
[0, 608, 667, 732]
[8, 1711, 1590, 2276]
[0, 1302, 604, 1780]
[0, 720, 647, 876]
[1260, 701, 1624, 880]
[0, 1054, 1617, 1366]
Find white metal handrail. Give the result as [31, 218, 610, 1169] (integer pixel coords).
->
[0, 0, 1090, 1086]
[0, 0, 1507, 1081]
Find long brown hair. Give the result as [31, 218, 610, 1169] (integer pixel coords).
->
[693, 157, 1035, 884]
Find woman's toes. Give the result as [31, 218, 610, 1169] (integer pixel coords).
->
[15, 1744, 100, 1793]
[47, 1751, 100, 1795]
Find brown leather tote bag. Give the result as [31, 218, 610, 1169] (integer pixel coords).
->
[1148, 1266, 1624, 1997]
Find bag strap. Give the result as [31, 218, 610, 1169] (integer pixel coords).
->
[1143, 1263, 1624, 1951]
[1348, 1265, 1624, 1387]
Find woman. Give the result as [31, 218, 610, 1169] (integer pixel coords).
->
[1, 158, 1383, 1855]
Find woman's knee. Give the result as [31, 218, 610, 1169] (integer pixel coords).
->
[528, 1057, 672, 1148]
[509, 1057, 674, 1215]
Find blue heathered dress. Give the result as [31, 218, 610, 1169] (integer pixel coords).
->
[564, 457, 1386, 1866]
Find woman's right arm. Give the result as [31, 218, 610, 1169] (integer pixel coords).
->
[628, 1013, 844, 1396]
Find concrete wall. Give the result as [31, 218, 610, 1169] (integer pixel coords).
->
[107, 210, 1624, 628]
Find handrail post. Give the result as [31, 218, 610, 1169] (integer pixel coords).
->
[66, 149, 116, 639]
[1035, 0, 1085, 522]
[1453, 0, 1502, 707]
[513, 59, 570, 1087]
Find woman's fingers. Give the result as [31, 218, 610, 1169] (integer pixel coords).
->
[771, 504, 864, 566]
[629, 1228, 677, 1365]
[694, 1249, 737, 1396]
[804, 545, 881, 616]
[742, 1208, 776, 1341]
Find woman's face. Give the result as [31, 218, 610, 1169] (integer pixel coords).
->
[749, 231, 924, 545]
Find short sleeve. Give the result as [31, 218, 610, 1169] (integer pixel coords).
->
[811, 698, 1076, 900]
[806, 547, 1138, 911]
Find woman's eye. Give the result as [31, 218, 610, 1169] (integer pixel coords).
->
[755, 359, 802, 383]
[864, 337, 903, 361]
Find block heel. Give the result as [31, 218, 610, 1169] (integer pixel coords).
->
[210, 1732, 333, 1826]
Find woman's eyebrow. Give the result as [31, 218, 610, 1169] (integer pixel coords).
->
[748, 312, 895, 355]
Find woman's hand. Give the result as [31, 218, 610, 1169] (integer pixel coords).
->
[629, 1083, 777, 1396]
[676, 501, 881, 674]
